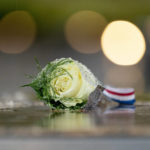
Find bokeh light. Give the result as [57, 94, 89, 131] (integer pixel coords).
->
[104, 66, 145, 91]
[0, 11, 36, 54]
[65, 10, 107, 54]
[101, 20, 146, 65]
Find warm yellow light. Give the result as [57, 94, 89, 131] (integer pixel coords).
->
[65, 10, 107, 54]
[101, 21, 146, 65]
[0, 11, 36, 54]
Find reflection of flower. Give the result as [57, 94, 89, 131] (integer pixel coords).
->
[24, 58, 100, 109]
[39, 112, 93, 131]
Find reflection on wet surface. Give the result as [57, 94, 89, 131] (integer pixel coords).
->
[0, 103, 149, 137]
[39, 112, 94, 131]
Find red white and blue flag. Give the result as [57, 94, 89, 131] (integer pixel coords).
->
[103, 86, 135, 105]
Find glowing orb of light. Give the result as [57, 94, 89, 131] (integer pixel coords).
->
[101, 20, 146, 65]
[65, 10, 107, 54]
[0, 11, 36, 54]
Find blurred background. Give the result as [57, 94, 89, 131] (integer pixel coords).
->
[0, 0, 150, 98]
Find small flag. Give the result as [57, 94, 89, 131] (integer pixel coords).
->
[103, 86, 135, 105]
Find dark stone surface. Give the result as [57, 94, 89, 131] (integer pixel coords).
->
[0, 103, 148, 137]
[0, 102, 149, 149]
[83, 85, 105, 111]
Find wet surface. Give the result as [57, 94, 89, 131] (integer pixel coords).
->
[0, 102, 149, 137]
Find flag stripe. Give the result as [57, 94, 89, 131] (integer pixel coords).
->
[105, 89, 134, 96]
[111, 98, 135, 105]
[103, 90, 135, 101]
[103, 86, 136, 105]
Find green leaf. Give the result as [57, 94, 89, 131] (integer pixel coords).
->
[34, 57, 42, 71]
